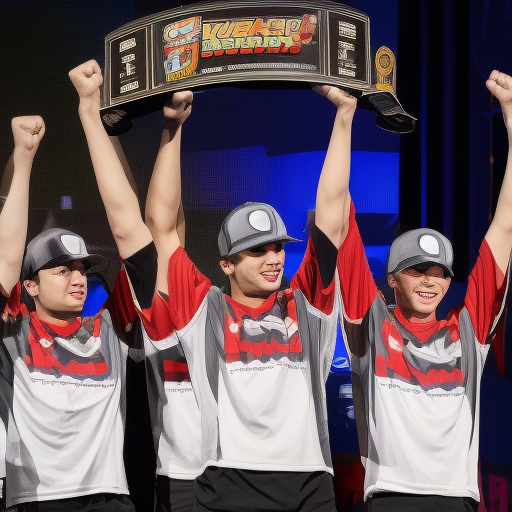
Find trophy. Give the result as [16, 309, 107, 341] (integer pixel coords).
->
[101, 0, 415, 134]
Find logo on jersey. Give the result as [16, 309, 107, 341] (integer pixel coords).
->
[375, 318, 464, 390]
[224, 290, 302, 364]
[27, 315, 110, 379]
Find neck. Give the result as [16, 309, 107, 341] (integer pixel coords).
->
[35, 306, 81, 327]
[395, 304, 437, 324]
[229, 288, 272, 308]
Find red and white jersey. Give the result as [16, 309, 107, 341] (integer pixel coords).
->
[2, 311, 139, 508]
[337, 204, 509, 501]
[118, 269, 203, 480]
[158, 236, 339, 474]
[142, 330, 203, 479]
[0, 278, 144, 508]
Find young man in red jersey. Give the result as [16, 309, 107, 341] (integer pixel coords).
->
[68, 58, 358, 510]
[140, 82, 356, 511]
[336, 70, 512, 512]
[0, 113, 146, 511]
[69, 59, 201, 512]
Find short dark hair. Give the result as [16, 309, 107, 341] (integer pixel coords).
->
[221, 253, 242, 265]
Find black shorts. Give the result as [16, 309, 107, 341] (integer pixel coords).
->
[14, 493, 135, 512]
[156, 475, 195, 512]
[0, 477, 5, 511]
[367, 493, 479, 512]
[193, 467, 336, 512]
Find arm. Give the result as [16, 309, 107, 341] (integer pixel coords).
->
[0, 154, 14, 197]
[484, 70, 512, 274]
[68, 60, 152, 259]
[0, 116, 44, 294]
[145, 92, 192, 296]
[109, 135, 139, 197]
[313, 85, 357, 249]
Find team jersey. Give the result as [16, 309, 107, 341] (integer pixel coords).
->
[143, 333, 203, 479]
[156, 230, 340, 475]
[337, 204, 509, 501]
[0, 275, 144, 508]
[118, 253, 203, 481]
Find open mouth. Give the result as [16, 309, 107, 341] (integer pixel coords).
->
[261, 271, 280, 283]
[416, 291, 436, 300]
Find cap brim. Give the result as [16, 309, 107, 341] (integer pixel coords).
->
[35, 253, 108, 276]
[84, 254, 109, 274]
[225, 235, 301, 257]
[390, 256, 454, 277]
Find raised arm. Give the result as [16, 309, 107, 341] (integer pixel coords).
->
[484, 70, 512, 273]
[0, 154, 14, 197]
[0, 116, 44, 295]
[313, 85, 357, 249]
[109, 135, 139, 197]
[145, 91, 192, 295]
[68, 60, 152, 259]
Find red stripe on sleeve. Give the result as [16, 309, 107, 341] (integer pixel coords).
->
[139, 295, 176, 341]
[337, 202, 378, 321]
[465, 238, 507, 345]
[291, 235, 335, 314]
[4, 281, 24, 319]
[109, 268, 138, 338]
[165, 247, 212, 330]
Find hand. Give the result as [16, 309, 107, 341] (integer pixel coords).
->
[487, 71, 512, 133]
[313, 84, 357, 115]
[486, 70, 512, 101]
[11, 116, 45, 156]
[68, 60, 103, 107]
[163, 90, 193, 127]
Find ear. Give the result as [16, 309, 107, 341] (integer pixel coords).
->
[387, 274, 397, 289]
[219, 260, 234, 276]
[23, 279, 39, 297]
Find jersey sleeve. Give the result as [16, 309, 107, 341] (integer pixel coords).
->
[106, 242, 158, 348]
[165, 247, 212, 330]
[290, 226, 336, 315]
[464, 238, 508, 345]
[122, 242, 158, 310]
[3, 281, 24, 319]
[110, 260, 176, 346]
[337, 202, 378, 322]
[1, 283, 28, 340]
[108, 268, 142, 347]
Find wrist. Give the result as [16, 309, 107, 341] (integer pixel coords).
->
[13, 145, 35, 162]
[78, 95, 101, 116]
[162, 121, 181, 138]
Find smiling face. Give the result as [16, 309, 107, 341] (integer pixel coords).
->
[24, 260, 88, 325]
[387, 264, 451, 323]
[220, 241, 285, 307]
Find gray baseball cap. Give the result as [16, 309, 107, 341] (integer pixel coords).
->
[22, 228, 108, 280]
[387, 228, 454, 277]
[218, 202, 300, 257]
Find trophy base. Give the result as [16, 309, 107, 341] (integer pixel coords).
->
[101, 80, 415, 135]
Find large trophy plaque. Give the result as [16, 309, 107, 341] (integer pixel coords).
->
[101, 0, 415, 134]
